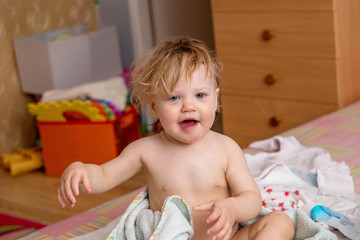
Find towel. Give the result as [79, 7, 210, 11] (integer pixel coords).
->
[283, 208, 337, 240]
[41, 77, 128, 111]
[106, 188, 194, 240]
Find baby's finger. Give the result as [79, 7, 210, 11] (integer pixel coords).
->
[207, 212, 225, 234]
[64, 175, 76, 206]
[224, 228, 233, 240]
[213, 223, 232, 240]
[70, 174, 81, 196]
[81, 171, 92, 193]
[57, 188, 66, 208]
[59, 183, 73, 207]
[193, 201, 213, 212]
[206, 206, 222, 224]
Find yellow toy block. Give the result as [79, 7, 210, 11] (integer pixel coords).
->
[28, 99, 106, 122]
[1, 148, 43, 176]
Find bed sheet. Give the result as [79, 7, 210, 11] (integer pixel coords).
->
[20, 100, 360, 240]
[281, 100, 360, 194]
[244, 100, 360, 194]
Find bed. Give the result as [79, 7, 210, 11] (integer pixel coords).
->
[19, 100, 360, 240]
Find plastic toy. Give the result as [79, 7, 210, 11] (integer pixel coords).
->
[38, 121, 118, 176]
[93, 99, 121, 117]
[28, 99, 106, 122]
[0, 148, 43, 176]
[115, 105, 141, 151]
[63, 111, 90, 121]
[92, 102, 115, 121]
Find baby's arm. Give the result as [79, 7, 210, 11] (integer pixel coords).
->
[193, 137, 262, 239]
[222, 139, 262, 222]
[58, 139, 143, 208]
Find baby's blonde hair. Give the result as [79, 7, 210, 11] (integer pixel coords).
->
[130, 36, 221, 111]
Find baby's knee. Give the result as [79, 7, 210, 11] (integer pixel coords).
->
[268, 211, 292, 224]
[265, 211, 295, 239]
[237, 211, 294, 240]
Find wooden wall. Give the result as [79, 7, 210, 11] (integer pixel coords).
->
[0, 0, 98, 154]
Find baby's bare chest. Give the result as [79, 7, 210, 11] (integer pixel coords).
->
[145, 155, 229, 206]
[146, 152, 226, 189]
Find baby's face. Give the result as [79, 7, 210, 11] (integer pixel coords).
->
[150, 65, 219, 144]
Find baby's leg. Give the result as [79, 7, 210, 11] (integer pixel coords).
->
[232, 211, 294, 240]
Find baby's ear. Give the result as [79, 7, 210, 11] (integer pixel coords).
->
[215, 88, 220, 111]
[148, 101, 158, 118]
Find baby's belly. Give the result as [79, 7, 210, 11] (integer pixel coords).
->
[148, 185, 235, 239]
[191, 211, 238, 240]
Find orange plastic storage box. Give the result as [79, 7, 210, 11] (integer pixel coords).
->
[38, 121, 118, 176]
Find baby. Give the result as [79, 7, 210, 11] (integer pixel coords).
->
[58, 36, 294, 240]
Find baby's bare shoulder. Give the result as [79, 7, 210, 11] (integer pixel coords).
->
[210, 131, 241, 149]
[128, 133, 162, 148]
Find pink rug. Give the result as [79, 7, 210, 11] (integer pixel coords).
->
[0, 212, 46, 239]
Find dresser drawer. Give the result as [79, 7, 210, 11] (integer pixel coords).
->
[220, 55, 338, 104]
[211, 0, 333, 12]
[221, 95, 337, 146]
[213, 12, 335, 58]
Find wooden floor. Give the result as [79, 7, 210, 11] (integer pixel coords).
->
[0, 167, 146, 225]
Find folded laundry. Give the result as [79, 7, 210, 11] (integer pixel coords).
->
[41, 77, 128, 111]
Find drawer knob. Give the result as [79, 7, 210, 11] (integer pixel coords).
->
[269, 116, 281, 127]
[264, 74, 277, 85]
[261, 29, 274, 41]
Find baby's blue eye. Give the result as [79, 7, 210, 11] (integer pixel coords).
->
[170, 96, 180, 101]
[196, 93, 205, 98]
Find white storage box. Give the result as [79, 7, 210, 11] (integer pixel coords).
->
[14, 24, 122, 94]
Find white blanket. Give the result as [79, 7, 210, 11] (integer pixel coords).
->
[245, 136, 354, 199]
[245, 136, 360, 239]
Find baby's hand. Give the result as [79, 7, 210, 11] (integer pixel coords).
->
[57, 162, 92, 208]
[193, 199, 236, 240]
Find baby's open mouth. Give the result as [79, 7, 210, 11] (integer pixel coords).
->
[179, 119, 199, 129]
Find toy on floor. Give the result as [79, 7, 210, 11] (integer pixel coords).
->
[0, 148, 43, 176]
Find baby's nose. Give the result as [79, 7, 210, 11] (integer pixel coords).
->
[181, 99, 196, 112]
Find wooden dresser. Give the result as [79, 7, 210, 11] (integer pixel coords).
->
[211, 0, 360, 147]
